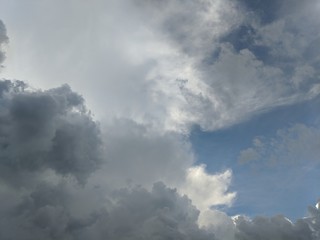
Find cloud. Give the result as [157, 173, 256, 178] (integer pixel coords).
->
[2, 0, 320, 133]
[103, 182, 216, 240]
[238, 123, 320, 167]
[199, 209, 236, 240]
[0, 19, 8, 66]
[238, 148, 260, 164]
[180, 164, 236, 212]
[0, 80, 102, 185]
[92, 120, 236, 214]
[1, 1, 320, 239]
[234, 213, 316, 240]
[0, 181, 218, 240]
[99, 119, 194, 188]
[0, 81, 320, 240]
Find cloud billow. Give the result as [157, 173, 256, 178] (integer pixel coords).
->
[0, 79, 320, 239]
[0, 80, 102, 185]
[1, 181, 218, 240]
[1, 2, 320, 238]
[0, 78, 215, 239]
[234, 214, 318, 240]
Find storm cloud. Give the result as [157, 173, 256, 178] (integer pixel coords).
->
[0, 182, 217, 240]
[234, 209, 320, 240]
[1, 1, 320, 239]
[0, 78, 219, 239]
[0, 80, 102, 185]
[0, 79, 319, 239]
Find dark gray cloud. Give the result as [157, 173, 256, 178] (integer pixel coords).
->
[0, 181, 216, 240]
[103, 182, 216, 240]
[234, 211, 319, 240]
[0, 19, 8, 66]
[0, 80, 102, 185]
[2, 179, 320, 240]
[3, 0, 319, 132]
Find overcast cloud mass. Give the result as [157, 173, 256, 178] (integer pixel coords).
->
[1, 0, 320, 239]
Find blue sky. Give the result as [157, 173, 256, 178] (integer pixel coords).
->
[191, 95, 320, 219]
[187, 0, 320, 220]
[0, 0, 320, 239]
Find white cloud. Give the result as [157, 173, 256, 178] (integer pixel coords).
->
[238, 148, 260, 164]
[1, 0, 319, 134]
[180, 164, 236, 212]
[239, 123, 320, 167]
[178, 164, 236, 237]
[199, 209, 236, 240]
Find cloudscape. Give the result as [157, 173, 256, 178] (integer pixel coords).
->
[0, 0, 320, 239]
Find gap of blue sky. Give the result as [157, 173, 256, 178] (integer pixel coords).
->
[191, 95, 320, 220]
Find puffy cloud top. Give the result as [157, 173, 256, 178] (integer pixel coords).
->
[0, 80, 319, 240]
[0, 80, 102, 185]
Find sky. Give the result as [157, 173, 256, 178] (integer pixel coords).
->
[0, 0, 320, 239]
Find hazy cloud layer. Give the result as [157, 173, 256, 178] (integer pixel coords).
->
[100, 119, 194, 188]
[0, 79, 233, 239]
[0, 182, 217, 240]
[238, 123, 320, 166]
[0, 19, 8, 65]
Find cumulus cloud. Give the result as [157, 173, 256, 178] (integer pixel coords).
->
[112, 0, 320, 131]
[2, 0, 320, 133]
[99, 119, 194, 188]
[2, 179, 320, 240]
[0, 180, 218, 240]
[234, 208, 320, 240]
[0, 80, 102, 185]
[180, 165, 236, 212]
[134, 0, 242, 57]
[92, 120, 237, 216]
[131, 0, 320, 131]
[0, 79, 234, 239]
[1, 80, 320, 239]
[1, 1, 320, 239]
